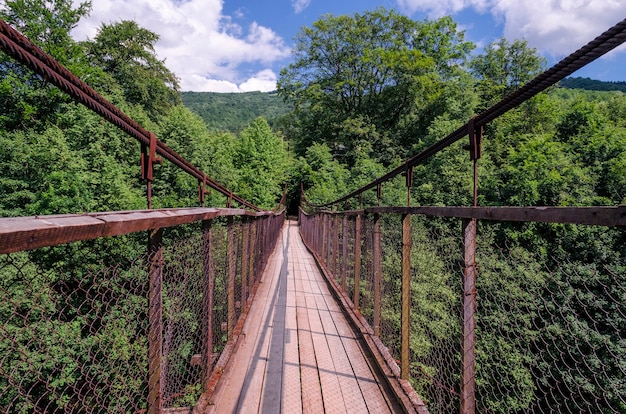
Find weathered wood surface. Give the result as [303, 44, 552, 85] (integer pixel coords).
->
[367, 206, 626, 226]
[0, 207, 278, 254]
[207, 221, 398, 413]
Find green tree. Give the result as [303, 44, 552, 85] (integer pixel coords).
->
[297, 143, 349, 205]
[470, 38, 546, 108]
[278, 9, 474, 165]
[84, 20, 181, 120]
[0, 0, 92, 130]
[234, 118, 290, 209]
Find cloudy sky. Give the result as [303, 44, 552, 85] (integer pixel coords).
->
[70, 0, 626, 92]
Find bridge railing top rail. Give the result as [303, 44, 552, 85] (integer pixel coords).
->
[302, 205, 626, 227]
[0, 207, 281, 254]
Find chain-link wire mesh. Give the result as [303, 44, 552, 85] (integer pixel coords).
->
[299, 208, 625, 414]
[0, 236, 149, 413]
[0, 211, 285, 413]
[476, 221, 625, 413]
[409, 216, 462, 414]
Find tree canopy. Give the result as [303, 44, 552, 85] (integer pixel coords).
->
[278, 8, 475, 166]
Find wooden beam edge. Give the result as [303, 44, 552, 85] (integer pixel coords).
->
[0, 207, 276, 254]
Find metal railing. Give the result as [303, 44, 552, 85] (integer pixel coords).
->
[299, 206, 625, 413]
[0, 16, 286, 413]
[0, 207, 285, 412]
[298, 16, 626, 414]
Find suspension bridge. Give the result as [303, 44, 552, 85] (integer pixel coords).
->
[0, 15, 625, 414]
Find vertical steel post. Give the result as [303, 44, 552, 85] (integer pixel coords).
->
[373, 213, 382, 337]
[249, 219, 257, 287]
[353, 213, 362, 310]
[201, 220, 214, 391]
[401, 213, 412, 380]
[321, 214, 328, 264]
[401, 167, 413, 380]
[461, 218, 477, 414]
[241, 217, 250, 305]
[227, 217, 236, 339]
[333, 215, 340, 276]
[147, 228, 163, 414]
[341, 215, 348, 292]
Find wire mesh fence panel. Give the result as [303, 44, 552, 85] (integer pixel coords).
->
[345, 215, 357, 305]
[379, 214, 402, 365]
[232, 219, 243, 330]
[0, 236, 149, 413]
[359, 215, 375, 332]
[409, 216, 462, 414]
[475, 221, 625, 414]
[161, 224, 205, 408]
[209, 221, 229, 359]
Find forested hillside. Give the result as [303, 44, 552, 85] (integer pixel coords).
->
[181, 91, 291, 132]
[560, 76, 626, 92]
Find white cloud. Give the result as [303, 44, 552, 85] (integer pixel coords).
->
[71, 0, 290, 92]
[184, 70, 278, 93]
[397, 0, 626, 57]
[292, 0, 312, 14]
[239, 69, 278, 92]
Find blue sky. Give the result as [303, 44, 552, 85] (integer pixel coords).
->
[70, 0, 626, 92]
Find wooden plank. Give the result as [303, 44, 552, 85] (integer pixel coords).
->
[261, 230, 289, 413]
[319, 281, 394, 413]
[235, 244, 282, 413]
[313, 292, 369, 414]
[207, 226, 283, 413]
[0, 207, 283, 254]
[306, 293, 348, 413]
[293, 237, 325, 414]
[282, 226, 303, 413]
[367, 205, 626, 227]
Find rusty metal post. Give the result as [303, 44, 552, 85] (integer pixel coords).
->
[341, 215, 348, 292]
[201, 220, 214, 391]
[401, 213, 412, 380]
[327, 214, 333, 267]
[333, 214, 339, 276]
[373, 213, 382, 337]
[241, 217, 250, 304]
[461, 218, 477, 414]
[227, 217, 236, 339]
[353, 213, 362, 311]
[321, 214, 328, 264]
[141, 132, 162, 210]
[249, 218, 257, 287]
[397, 166, 414, 380]
[147, 228, 163, 414]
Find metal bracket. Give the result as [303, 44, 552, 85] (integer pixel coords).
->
[227, 192, 233, 208]
[466, 117, 482, 161]
[198, 175, 210, 205]
[141, 132, 162, 181]
[405, 167, 413, 189]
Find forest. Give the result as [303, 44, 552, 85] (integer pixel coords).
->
[0, 1, 624, 412]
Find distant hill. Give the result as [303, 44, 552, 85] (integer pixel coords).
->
[559, 77, 626, 92]
[180, 91, 291, 132]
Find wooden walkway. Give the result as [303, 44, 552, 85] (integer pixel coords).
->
[208, 221, 401, 413]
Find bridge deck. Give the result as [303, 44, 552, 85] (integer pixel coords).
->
[208, 221, 401, 413]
